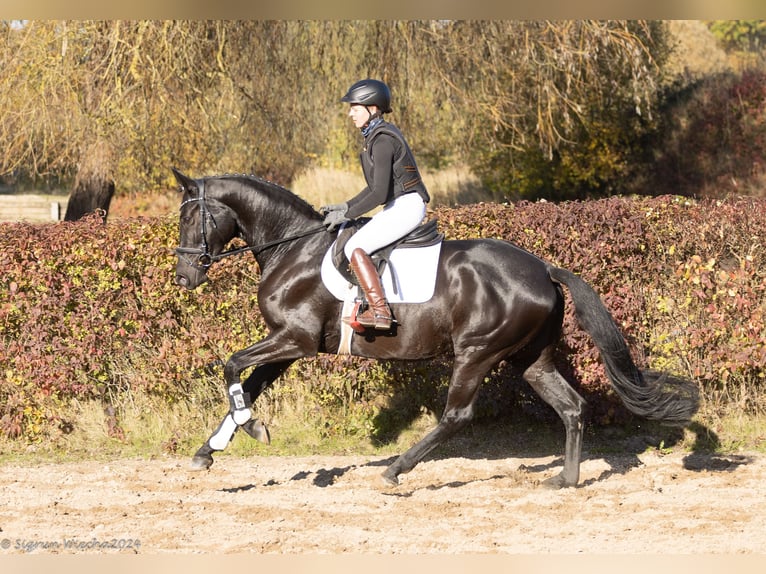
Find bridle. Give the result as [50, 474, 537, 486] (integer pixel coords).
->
[175, 178, 326, 271]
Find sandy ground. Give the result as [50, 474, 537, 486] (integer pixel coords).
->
[0, 447, 764, 555]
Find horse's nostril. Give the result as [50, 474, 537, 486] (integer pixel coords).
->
[175, 274, 188, 288]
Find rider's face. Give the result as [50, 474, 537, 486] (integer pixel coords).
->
[348, 104, 377, 129]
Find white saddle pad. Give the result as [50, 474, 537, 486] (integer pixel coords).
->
[320, 240, 442, 304]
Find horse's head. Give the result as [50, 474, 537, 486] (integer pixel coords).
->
[172, 168, 239, 290]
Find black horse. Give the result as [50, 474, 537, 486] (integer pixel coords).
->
[172, 168, 699, 488]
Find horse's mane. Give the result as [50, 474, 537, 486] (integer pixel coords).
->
[213, 173, 320, 218]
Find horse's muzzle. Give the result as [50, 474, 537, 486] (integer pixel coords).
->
[175, 264, 208, 290]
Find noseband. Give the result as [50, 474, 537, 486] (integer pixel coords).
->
[175, 177, 326, 271]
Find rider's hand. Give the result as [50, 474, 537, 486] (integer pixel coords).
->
[319, 202, 348, 216]
[323, 209, 349, 232]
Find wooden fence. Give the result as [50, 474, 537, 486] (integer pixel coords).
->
[0, 194, 68, 222]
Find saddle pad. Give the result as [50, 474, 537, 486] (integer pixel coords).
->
[320, 240, 442, 304]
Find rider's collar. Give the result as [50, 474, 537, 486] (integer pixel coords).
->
[361, 116, 383, 137]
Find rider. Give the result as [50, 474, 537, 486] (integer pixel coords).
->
[321, 79, 430, 330]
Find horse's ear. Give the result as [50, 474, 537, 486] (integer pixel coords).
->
[171, 167, 195, 193]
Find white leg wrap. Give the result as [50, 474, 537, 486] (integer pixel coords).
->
[208, 414, 237, 451]
[232, 408, 252, 425]
[229, 383, 253, 425]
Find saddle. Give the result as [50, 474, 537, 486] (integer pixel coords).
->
[331, 219, 443, 289]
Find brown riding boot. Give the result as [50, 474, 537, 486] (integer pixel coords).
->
[349, 248, 393, 330]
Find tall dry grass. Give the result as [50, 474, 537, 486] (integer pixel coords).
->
[109, 165, 492, 221]
[291, 164, 492, 209]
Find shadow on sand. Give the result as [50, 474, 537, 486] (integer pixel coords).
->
[219, 416, 755, 495]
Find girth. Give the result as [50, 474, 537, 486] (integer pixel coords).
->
[331, 219, 443, 287]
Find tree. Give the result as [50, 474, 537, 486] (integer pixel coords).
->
[410, 20, 672, 199]
[708, 20, 766, 53]
[0, 21, 236, 218]
[0, 20, 672, 208]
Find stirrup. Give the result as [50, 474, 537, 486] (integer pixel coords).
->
[343, 300, 367, 334]
[356, 313, 392, 331]
[355, 304, 393, 330]
[343, 299, 393, 331]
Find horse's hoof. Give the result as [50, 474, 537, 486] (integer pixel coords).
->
[540, 474, 575, 489]
[189, 454, 214, 471]
[242, 419, 271, 445]
[381, 471, 399, 487]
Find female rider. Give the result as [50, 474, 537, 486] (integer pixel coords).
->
[322, 79, 430, 330]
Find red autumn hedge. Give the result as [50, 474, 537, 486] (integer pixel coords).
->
[1, 195, 764, 441]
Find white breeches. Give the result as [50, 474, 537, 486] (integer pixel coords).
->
[343, 193, 427, 258]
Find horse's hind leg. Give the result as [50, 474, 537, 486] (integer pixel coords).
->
[382, 356, 487, 486]
[522, 349, 587, 488]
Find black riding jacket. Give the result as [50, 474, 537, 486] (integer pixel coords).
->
[345, 120, 429, 219]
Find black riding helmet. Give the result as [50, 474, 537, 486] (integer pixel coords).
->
[341, 79, 392, 113]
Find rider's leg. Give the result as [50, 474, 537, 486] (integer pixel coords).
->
[343, 193, 426, 330]
[343, 193, 427, 258]
[349, 247, 393, 329]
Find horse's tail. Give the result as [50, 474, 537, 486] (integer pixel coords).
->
[548, 266, 699, 424]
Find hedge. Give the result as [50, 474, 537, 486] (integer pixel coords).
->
[1, 195, 764, 443]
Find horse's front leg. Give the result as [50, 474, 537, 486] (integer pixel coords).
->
[190, 337, 307, 471]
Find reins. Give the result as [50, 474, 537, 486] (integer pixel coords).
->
[208, 224, 327, 263]
[175, 177, 326, 270]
